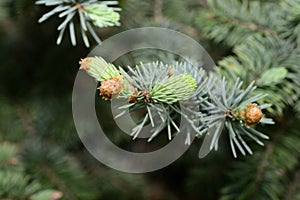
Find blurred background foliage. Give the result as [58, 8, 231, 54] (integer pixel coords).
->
[0, 0, 300, 199]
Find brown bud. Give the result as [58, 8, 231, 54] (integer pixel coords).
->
[241, 103, 263, 127]
[98, 76, 124, 100]
[79, 57, 92, 71]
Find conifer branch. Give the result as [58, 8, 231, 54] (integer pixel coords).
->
[250, 131, 280, 198]
[285, 167, 300, 200]
[205, 13, 277, 37]
[40, 164, 77, 200]
[220, 121, 300, 199]
[36, 0, 121, 47]
[280, 0, 300, 46]
[218, 34, 300, 115]
[80, 57, 274, 157]
[195, 0, 281, 46]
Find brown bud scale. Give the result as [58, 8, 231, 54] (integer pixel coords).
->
[79, 57, 92, 71]
[98, 76, 124, 100]
[238, 103, 263, 127]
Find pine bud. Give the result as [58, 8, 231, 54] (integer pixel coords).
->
[239, 103, 263, 127]
[98, 76, 124, 100]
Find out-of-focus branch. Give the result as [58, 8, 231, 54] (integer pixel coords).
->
[154, 0, 163, 22]
[285, 167, 300, 200]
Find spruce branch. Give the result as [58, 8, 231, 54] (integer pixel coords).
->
[195, 0, 280, 46]
[121, 0, 204, 38]
[39, 164, 77, 200]
[36, 0, 121, 47]
[285, 167, 300, 200]
[117, 61, 203, 141]
[0, 142, 61, 199]
[220, 125, 300, 200]
[280, 0, 300, 46]
[80, 57, 204, 142]
[22, 141, 102, 199]
[219, 34, 300, 115]
[86, 164, 146, 199]
[80, 57, 274, 157]
[199, 77, 274, 158]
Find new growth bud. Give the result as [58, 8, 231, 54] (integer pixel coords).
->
[238, 103, 263, 127]
[98, 76, 124, 100]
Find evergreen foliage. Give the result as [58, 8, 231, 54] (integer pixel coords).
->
[81, 56, 274, 157]
[280, 0, 300, 46]
[0, 142, 58, 199]
[195, 0, 280, 46]
[121, 0, 202, 38]
[220, 124, 300, 200]
[0, 98, 146, 199]
[219, 34, 300, 115]
[36, 0, 121, 47]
